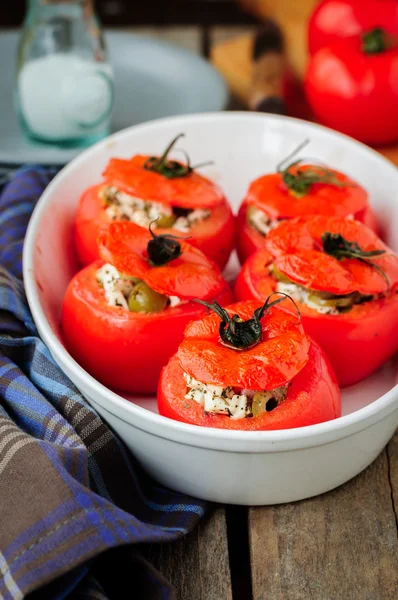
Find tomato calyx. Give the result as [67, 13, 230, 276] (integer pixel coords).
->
[143, 133, 214, 180]
[147, 220, 190, 266]
[277, 140, 348, 198]
[322, 231, 390, 290]
[196, 292, 300, 351]
[361, 27, 394, 55]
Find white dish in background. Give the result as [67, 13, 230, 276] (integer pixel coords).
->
[0, 31, 227, 165]
[23, 113, 398, 505]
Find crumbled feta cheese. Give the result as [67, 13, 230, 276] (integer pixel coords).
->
[174, 208, 211, 233]
[276, 281, 339, 315]
[229, 395, 249, 420]
[104, 187, 172, 227]
[203, 391, 230, 415]
[183, 372, 289, 419]
[96, 263, 133, 310]
[96, 263, 183, 311]
[183, 374, 247, 419]
[103, 187, 211, 231]
[248, 207, 282, 236]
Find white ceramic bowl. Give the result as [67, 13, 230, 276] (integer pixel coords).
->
[23, 113, 398, 505]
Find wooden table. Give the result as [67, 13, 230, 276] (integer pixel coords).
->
[145, 431, 398, 599]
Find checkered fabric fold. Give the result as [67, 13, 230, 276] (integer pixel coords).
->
[0, 168, 208, 600]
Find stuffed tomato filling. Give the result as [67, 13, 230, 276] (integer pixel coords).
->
[97, 263, 182, 312]
[101, 186, 211, 232]
[184, 373, 289, 420]
[272, 267, 374, 315]
[247, 205, 284, 237]
[247, 206, 356, 238]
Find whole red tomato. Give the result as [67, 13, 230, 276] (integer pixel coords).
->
[62, 222, 232, 394]
[235, 216, 398, 387]
[75, 134, 235, 270]
[309, 0, 398, 55]
[237, 156, 377, 265]
[305, 28, 398, 145]
[158, 300, 341, 430]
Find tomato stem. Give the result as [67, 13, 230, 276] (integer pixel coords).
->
[277, 140, 348, 198]
[322, 232, 390, 290]
[362, 28, 391, 55]
[147, 220, 190, 265]
[144, 133, 214, 179]
[195, 293, 300, 350]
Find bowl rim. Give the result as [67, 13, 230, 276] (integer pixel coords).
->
[23, 111, 398, 451]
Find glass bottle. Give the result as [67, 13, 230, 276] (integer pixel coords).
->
[16, 0, 114, 147]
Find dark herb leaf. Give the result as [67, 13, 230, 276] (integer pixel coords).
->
[277, 140, 348, 198]
[322, 232, 390, 289]
[144, 133, 213, 179]
[195, 293, 300, 351]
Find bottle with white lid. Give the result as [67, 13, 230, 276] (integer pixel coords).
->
[16, 0, 114, 146]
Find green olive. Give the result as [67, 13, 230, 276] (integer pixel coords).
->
[155, 214, 177, 228]
[308, 291, 355, 309]
[252, 391, 274, 417]
[128, 282, 168, 313]
[271, 264, 292, 284]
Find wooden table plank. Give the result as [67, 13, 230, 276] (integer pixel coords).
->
[387, 430, 398, 528]
[249, 443, 398, 600]
[146, 507, 233, 600]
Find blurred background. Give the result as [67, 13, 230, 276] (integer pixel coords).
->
[0, 0, 259, 55]
[1, 0, 397, 165]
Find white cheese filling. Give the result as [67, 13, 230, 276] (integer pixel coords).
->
[96, 263, 182, 310]
[248, 206, 282, 236]
[276, 281, 339, 315]
[173, 208, 211, 233]
[104, 187, 172, 227]
[184, 373, 287, 420]
[103, 187, 211, 231]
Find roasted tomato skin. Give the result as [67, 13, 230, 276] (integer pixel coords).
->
[62, 261, 232, 394]
[308, 0, 398, 55]
[235, 215, 398, 388]
[75, 181, 235, 270]
[236, 202, 269, 265]
[236, 167, 376, 264]
[157, 341, 340, 430]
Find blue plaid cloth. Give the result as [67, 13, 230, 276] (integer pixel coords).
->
[0, 168, 208, 600]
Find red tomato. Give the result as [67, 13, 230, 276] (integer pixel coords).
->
[62, 223, 233, 393]
[305, 30, 398, 145]
[158, 301, 341, 430]
[237, 162, 375, 264]
[309, 0, 398, 55]
[75, 153, 235, 270]
[235, 216, 398, 386]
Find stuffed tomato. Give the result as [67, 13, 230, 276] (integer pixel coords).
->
[235, 215, 398, 387]
[237, 144, 377, 264]
[158, 297, 341, 430]
[75, 134, 235, 270]
[63, 222, 232, 394]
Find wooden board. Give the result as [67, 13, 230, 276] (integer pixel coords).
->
[249, 431, 398, 600]
[143, 433, 398, 599]
[211, 8, 398, 165]
[145, 507, 233, 600]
